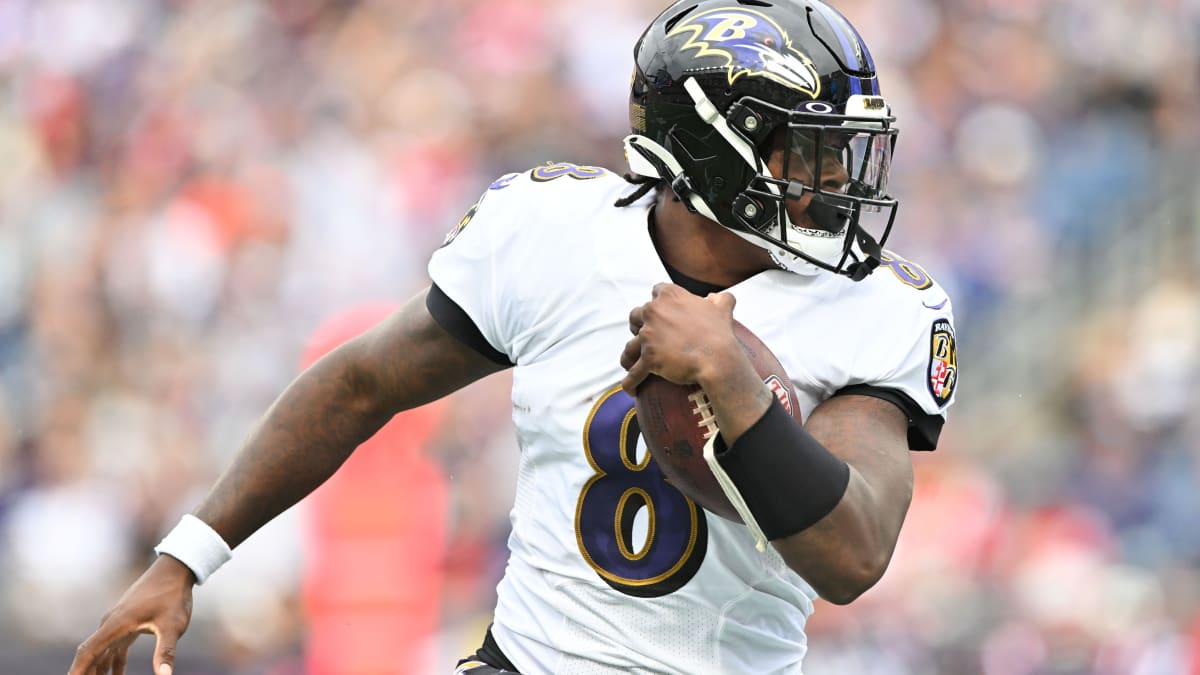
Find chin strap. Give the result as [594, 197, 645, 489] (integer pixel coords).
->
[845, 226, 884, 281]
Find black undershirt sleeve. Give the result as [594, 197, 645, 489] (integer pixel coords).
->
[833, 384, 943, 450]
[425, 283, 514, 367]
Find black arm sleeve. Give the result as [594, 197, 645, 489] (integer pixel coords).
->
[833, 385, 944, 451]
[425, 283, 514, 367]
[714, 398, 850, 539]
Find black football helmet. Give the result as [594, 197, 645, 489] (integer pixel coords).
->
[626, 0, 898, 280]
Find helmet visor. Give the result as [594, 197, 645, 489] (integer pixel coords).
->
[786, 125, 894, 207]
[748, 122, 898, 276]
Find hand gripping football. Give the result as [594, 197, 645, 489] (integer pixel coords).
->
[634, 321, 801, 523]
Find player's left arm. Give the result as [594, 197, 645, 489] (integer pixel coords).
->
[770, 394, 912, 604]
[673, 345, 915, 605]
[622, 283, 922, 604]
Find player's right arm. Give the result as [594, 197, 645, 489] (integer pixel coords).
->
[69, 286, 507, 675]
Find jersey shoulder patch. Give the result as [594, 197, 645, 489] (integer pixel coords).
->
[439, 189, 489, 248]
[826, 249, 958, 415]
[926, 317, 958, 407]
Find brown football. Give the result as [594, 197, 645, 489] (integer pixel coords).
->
[634, 320, 802, 523]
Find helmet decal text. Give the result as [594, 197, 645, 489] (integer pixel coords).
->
[668, 8, 821, 97]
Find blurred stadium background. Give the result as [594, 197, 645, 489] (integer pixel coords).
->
[1, 0, 1198, 673]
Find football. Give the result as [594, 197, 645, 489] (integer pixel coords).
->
[634, 321, 802, 523]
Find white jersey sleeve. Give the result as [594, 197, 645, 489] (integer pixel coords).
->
[818, 251, 958, 448]
[427, 164, 628, 366]
[855, 253, 957, 408]
[426, 171, 529, 363]
[869, 301, 958, 417]
[729, 248, 958, 450]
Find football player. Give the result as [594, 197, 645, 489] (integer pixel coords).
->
[70, 1, 957, 673]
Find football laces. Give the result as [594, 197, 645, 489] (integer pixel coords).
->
[688, 389, 719, 440]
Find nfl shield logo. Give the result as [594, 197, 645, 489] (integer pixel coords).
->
[763, 375, 793, 415]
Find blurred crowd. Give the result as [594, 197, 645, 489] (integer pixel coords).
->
[0, 0, 1197, 673]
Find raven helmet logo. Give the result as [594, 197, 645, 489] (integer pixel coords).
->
[668, 8, 821, 97]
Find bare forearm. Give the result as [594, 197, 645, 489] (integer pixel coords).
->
[69, 289, 503, 675]
[772, 396, 913, 603]
[195, 346, 393, 548]
[695, 348, 774, 444]
[190, 288, 504, 550]
[703, 369, 894, 598]
[771, 467, 903, 603]
[620, 287, 911, 602]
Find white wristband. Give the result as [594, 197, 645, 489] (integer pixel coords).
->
[154, 514, 233, 584]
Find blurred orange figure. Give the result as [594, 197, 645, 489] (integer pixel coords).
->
[300, 303, 448, 675]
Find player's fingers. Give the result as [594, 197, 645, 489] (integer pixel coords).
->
[706, 291, 736, 312]
[107, 633, 138, 675]
[621, 357, 652, 395]
[80, 649, 99, 675]
[150, 621, 183, 675]
[69, 648, 92, 675]
[70, 622, 132, 675]
[628, 305, 645, 335]
[90, 634, 137, 675]
[650, 282, 678, 299]
[74, 644, 106, 675]
[619, 336, 642, 371]
[70, 638, 99, 674]
[91, 646, 115, 675]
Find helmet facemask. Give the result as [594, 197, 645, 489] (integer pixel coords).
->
[625, 79, 898, 281]
[625, 0, 899, 281]
[716, 93, 899, 280]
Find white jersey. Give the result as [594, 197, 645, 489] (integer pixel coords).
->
[428, 164, 958, 674]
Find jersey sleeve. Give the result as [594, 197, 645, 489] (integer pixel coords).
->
[834, 383, 944, 450]
[820, 255, 959, 451]
[425, 283, 512, 366]
[428, 164, 627, 367]
[847, 297, 958, 450]
[426, 172, 529, 364]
